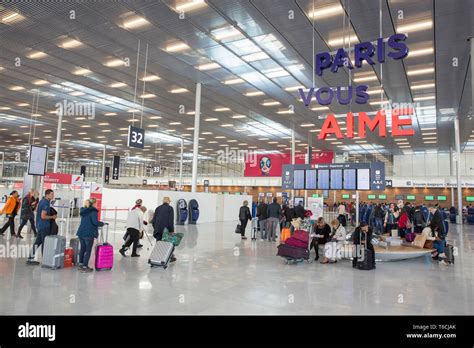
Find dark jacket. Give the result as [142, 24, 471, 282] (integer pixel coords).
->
[353, 226, 374, 250]
[414, 209, 425, 227]
[76, 206, 103, 239]
[20, 195, 35, 219]
[430, 209, 446, 238]
[295, 205, 305, 219]
[313, 223, 331, 244]
[152, 202, 174, 237]
[284, 207, 296, 222]
[374, 205, 384, 219]
[256, 203, 268, 220]
[266, 202, 281, 219]
[239, 206, 251, 221]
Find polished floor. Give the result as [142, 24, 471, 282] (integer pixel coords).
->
[0, 219, 473, 315]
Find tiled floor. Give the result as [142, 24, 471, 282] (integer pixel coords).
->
[0, 220, 472, 315]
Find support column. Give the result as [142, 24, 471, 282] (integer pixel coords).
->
[291, 128, 296, 203]
[191, 82, 201, 193]
[355, 191, 360, 227]
[179, 138, 184, 190]
[53, 111, 63, 172]
[454, 117, 463, 224]
[0, 151, 4, 178]
[101, 145, 106, 184]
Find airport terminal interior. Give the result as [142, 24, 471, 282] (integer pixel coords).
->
[0, 0, 473, 315]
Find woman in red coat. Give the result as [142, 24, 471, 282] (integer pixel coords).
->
[397, 207, 411, 239]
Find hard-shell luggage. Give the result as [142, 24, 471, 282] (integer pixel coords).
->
[251, 218, 258, 240]
[69, 237, 80, 265]
[64, 248, 73, 268]
[355, 231, 375, 271]
[42, 235, 66, 269]
[95, 224, 113, 271]
[445, 244, 455, 264]
[285, 236, 308, 249]
[148, 240, 174, 269]
[277, 243, 309, 261]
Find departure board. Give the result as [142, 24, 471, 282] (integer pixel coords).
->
[305, 169, 317, 190]
[343, 169, 356, 190]
[317, 169, 330, 190]
[293, 170, 305, 190]
[356, 168, 370, 190]
[330, 169, 343, 190]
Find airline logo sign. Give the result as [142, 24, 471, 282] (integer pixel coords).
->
[72, 175, 83, 185]
[91, 183, 102, 193]
[45, 172, 83, 185]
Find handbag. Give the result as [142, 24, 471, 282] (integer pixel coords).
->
[424, 240, 434, 249]
[235, 224, 242, 234]
[162, 228, 183, 247]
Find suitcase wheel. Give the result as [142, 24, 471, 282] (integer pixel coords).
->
[163, 265, 168, 270]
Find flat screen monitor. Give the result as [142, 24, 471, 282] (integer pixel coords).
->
[368, 194, 376, 199]
[294, 197, 304, 207]
[343, 169, 356, 190]
[330, 169, 343, 190]
[305, 169, 317, 190]
[293, 170, 305, 190]
[356, 168, 370, 190]
[323, 190, 329, 199]
[378, 194, 387, 200]
[425, 195, 435, 201]
[317, 169, 330, 190]
[466, 196, 474, 202]
[312, 194, 319, 198]
[437, 195, 447, 201]
[406, 195, 416, 201]
[28, 145, 48, 176]
[395, 195, 404, 200]
[342, 194, 350, 199]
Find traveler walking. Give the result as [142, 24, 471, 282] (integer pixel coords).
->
[17, 189, 38, 238]
[120, 205, 147, 257]
[0, 191, 21, 238]
[152, 196, 176, 262]
[238, 200, 252, 240]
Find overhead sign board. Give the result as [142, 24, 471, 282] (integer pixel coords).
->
[28, 145, 48, 176]
[112, 156, 120, 180]
[127, 125, 145, 149]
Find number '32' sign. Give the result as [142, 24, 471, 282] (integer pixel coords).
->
[127, 126, 145, 149]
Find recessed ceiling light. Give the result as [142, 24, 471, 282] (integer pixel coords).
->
[201, 132, 212, 135]
[140, 75, 160, 83]
[413, 95, 435, 101]
[308, 4, 343, 19]
[9, 86, 24, 91]
[407, 67, 435, 76]
[104, 112, 117, 116]
[242, 52, 269, 62]
[60, 38, 83, 49]
[169, 122, 181, 125]
[0, 107, 11, 110]
[205, 118, 218, 122]
[27, 51, 47, 59]
[123, 15, 150, 29]
[104, 58, 126, 67]
[165, 41, 190, 52]
[232, 115, 246, 119]
[196, 62, 220, 70]
[140, 93, 156, 98]
[311, 106, 329, 111]
[301, 123, 315, 127]
[407, 47, 434, 58]
[215, 136, 226, 139]
[277, 109, 294, 114]
[328, 34, 358, 47]
[175, 0, 207, 12]
[369, 100, 390, 105]
[221, 124, 233, 127]
[245, 91, 264, 96]
[215, 107, 230, 112]
[17, 103, 29, 107]
[411, 83, 435, 90]
[285, 86, 304, 92]
[149, 116, 162, 119]
[1, 12, 25, 24]
[353, 75, 378, 83]
[69, 91, 85, 96]
[73, 68, 91, 75]
[211, 26, 242, 41]
[366, 88, 384, 95]
[397, 20, 433, 33]
[224, 78, 244, 85]
[128, 108, 140, 112]
[261, 100, 280, 106]
[264, 68, 290, 78]
[169, 88, 188, 94]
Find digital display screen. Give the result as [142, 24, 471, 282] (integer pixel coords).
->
[357, 169, 370, 190]
[378, 194, 387, 199]
[342, 194, 350, 199]
[305, 169, 317, 190]
[425, 195, 435, 201]
[323, 190, 329, 198]
[343, 169, 356, 190]
[395, 195, 404, 200]
[28, 145, 48, 176]
[330, 169, 343, 190]
[368, 194, 376, 199]
[466, 196, 474, 202]
[312, 194, 319, 198]
[293, 170, 305, 190]
[437, 196, 447, 201]
[317, 170, 330, 190]
[406, 195, 416, 201]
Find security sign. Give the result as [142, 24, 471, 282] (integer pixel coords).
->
[127, 125, 145, 149]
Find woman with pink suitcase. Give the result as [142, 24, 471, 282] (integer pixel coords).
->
[76, 198, 105, 273]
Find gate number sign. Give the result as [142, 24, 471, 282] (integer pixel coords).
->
[128, 126, 145, 149]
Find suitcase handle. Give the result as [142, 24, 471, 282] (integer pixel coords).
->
[99, 223, 109, 244]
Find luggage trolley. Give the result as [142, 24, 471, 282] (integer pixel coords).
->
[277, 219, 313, 265]
[251, 217, 258, 241]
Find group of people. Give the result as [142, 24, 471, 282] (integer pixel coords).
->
[0, 189, 39, 239]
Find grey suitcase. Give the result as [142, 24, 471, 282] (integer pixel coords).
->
[148, 241, 174, 269]
[42, 235, 66, 269]
[70, 238, 80, 265]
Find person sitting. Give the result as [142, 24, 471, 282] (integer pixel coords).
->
[429, 205, 449, 265]
[311, 217, 331, 261]
[352, 222, 376, 269]
[321, 218, 346, 264]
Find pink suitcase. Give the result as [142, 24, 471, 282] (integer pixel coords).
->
[95, 224, 113, 271]
[285, 237, 308, 249]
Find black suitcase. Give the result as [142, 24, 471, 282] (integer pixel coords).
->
[355, 231, 375, 270]
[445, 243, 455, 264]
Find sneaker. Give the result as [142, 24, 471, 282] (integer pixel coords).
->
[439, 260, 449, 266]
[131, 254, 140, 257]
[241, 236, 247, 240]
[17, 235, 23, 239]
[170, 256, 177, 263]
[119, 249, 126, 257]
[26, 259, 40, 265]
[80, 267, 93, 273]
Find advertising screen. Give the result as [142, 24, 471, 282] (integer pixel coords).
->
[305, 169, 317, 190]
[293, 170, 305, 190]
[28, 145, 48, 176]
[343, 169, 356, 190]
[425, 195, 435, 201]
[317, 170, 330, 190]
[378, 194, 387, 200]
[437, 195, 447, 201]
[357, 169, 370, 190]
[330, 169, 343, 190]
[368, 194, 376, 199]
[342, 194, 350, 199]
[406, 195, 416, 201]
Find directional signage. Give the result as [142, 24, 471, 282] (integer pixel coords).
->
[152, 165, 161, 175]
[104, 166, 110, 184]
[112, 156, 120, 180]
[127, 126, 145, 149]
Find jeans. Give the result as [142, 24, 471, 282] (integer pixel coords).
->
[0, 216, 16, 236]
[18, 216, 37, 236]
[258, 219, 267, 239]
[28, 228, 49, 260]
[239, 219, 248, 236]
[79, 237, 94, 267]
[433, 239, 446, 255]
[374, 218, 384, 235]
[266, 217, 279, 241]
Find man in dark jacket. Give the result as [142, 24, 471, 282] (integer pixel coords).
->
[413, 205, 426, 233]
[295, 201, 305, 220]
[352, 222, 375, 269]
[429, 205, 448, 264]
[17, 189, 38, 238]
[256, 199, 268, 240]
[238, 200, 252, 239]
[266, 197, 281, 242]
[152, 196, 176, 262]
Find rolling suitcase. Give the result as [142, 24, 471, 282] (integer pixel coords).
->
[148, 240, 174, 269]
[69, 237, 80, 265]
[444, 243, 455, 264]
[277, 243, 310, 261]
[95, 224, 113, 271]
[355, 231, 375, 270]
[42, 234, 66, 270]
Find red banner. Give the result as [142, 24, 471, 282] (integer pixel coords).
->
[244, 152, 334, 177]
[44, 172, 72, 185]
